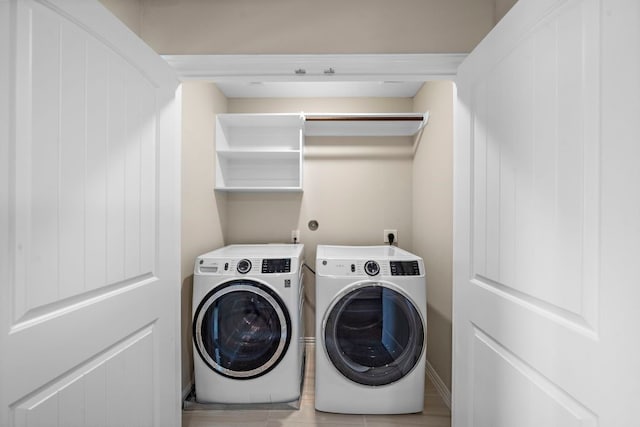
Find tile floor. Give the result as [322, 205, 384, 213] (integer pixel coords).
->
[183, 344, 451, 427]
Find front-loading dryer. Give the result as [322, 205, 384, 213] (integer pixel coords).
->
[192, 244, 305, 404]
[315, 245, 426, 414]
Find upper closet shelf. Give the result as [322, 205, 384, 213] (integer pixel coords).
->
[303, 112, 429, 137]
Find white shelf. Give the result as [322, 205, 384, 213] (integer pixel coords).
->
[215, 114, 304, 192]
[216, 149, 300, 160]
[303, 113, 428, 136]
[214, 112, 428, 192]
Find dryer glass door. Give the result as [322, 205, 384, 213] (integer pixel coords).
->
[193, 280, 291, 379]
[324, 284, 424, 386]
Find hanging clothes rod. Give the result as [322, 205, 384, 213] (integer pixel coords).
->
[304, 114, 424, 122]
[303, 112, 429, 137]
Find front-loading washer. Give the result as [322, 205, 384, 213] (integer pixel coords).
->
[192, 244, 305, 404]
[315, 245, 426, 414]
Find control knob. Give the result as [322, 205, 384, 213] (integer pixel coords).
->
[237, 259, 252, 274]
[364, 260, 380, 276]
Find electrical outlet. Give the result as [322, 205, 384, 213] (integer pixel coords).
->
[291, 229, 300, 243]
[383, 229, 398, 244]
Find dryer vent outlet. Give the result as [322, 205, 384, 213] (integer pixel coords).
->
[384, 229, 397, 244]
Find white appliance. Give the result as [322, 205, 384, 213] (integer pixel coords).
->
[192, 244, 305, 404]
[315, 245, 426, 414]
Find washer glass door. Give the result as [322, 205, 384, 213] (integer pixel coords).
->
[193, 280, 291, 379]
[324, 284, 424, 386]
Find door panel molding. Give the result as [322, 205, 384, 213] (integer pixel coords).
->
[467, 0, 601, 332]
[471, 276, 597, 338]
[1, 1, 180, 425]
[454, 0, 613, 425]
[11, 274, 157, 333]
[12, 0, 164, 321]
[472, 326, 597, 427]
[11, 323, 155, 423]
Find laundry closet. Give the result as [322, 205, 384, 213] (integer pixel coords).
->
[91, 0, 485, 415]
[180, 80, 455, 404]
[5, 0, 639, 424]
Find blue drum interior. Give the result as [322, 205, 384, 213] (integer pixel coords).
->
[194, 280, 291, 380]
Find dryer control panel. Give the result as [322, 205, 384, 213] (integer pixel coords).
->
[317, 258, 423, 277]
[262, 258, 291, 273]
[390, 261, 421, 276]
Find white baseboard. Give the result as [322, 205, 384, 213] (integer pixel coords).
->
[304, 336, 315, 345]
[425, 360, 451, 410]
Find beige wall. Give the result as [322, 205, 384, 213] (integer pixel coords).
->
[100, 0, 518, 55]
[98, 0, 142, 36]
[139, 0, 496, 55]
[412, 81, 454, 389]
[180, 82, 228, 392]
[226, 97, 415, 337]
[495, 0, 519, 23]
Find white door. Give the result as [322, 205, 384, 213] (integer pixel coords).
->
[454, 0, 640, 425]
[0, 1, 181, 426]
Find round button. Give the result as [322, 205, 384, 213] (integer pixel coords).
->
[237, 259, 252, 274]
[364, 260, 380, 276]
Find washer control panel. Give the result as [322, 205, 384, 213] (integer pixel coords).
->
[196, 256, 298, 276]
